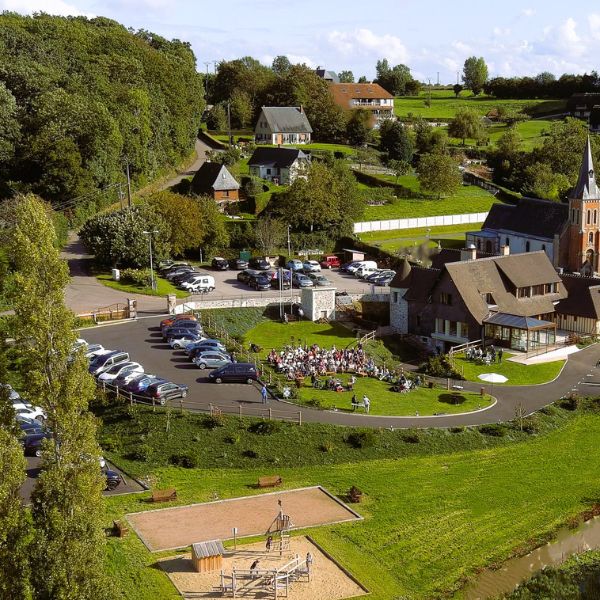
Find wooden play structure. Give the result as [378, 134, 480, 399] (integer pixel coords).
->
[192, 539, 225, 573]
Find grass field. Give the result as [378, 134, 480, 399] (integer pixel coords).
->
[96, 274, 188, 298]
[359, 222, 481, 252]
[394, 90, 566, 120]
[452, 352, 565, 385]
[101, 404, 600, 599]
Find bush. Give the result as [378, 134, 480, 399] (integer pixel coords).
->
[402, 432, 421, 444]
[126, 444, 151, 461]
[120, 268, 153, 288]
[169, 452, 198, 468]
[449, 426, 465, 434]
[319, 441, 336, 453]
[559, 396, 579, 411]
[348, 485, 363, 503]
[242, 449, 258, 459]
[419, 355, 464, 379]
[305, 398, 322, 408]
[478, 424, 506, 437]
[202, 414, 224, 429]
[224, 434, 240, 445]
[248, 421, 280, 435]
[346, 429, 376, 449]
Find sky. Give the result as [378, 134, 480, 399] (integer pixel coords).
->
[2, 0, 600, 82]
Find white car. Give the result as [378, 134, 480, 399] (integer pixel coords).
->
[84, 344, 105, 359]
[302, 260, 321, 273]
[1, 383, 21, 401]
[97, 362, 144, 383]
[170, 333, 205, 350]
[14, 405, 46, 423]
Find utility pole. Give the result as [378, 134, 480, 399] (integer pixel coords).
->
[287, 225, 291, 257]
[125, 158, 132, 207]
[212, 60, 218, 74]
[203, 61, 211, 97]
[143, 230, 159, 290]
[437, 71, 439, 86]
[456, 71, 460, 85]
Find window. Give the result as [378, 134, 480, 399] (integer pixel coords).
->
[393, 291, 398, 303]
[266, 168, 271, 175]
[590, 232, 594, 245]
[525, 241, 530, 252]
[440, 292, 452, 305]
[460, 322, 469, 338]
[505, 237, 510, 247]
[588, 210, 592, 225]
[595, 210, 598, 224]
[485, 292, 495, 304]
[435, 318, 444, 333]
[223, 190, 229, 198]
[449, 321, 457, 336]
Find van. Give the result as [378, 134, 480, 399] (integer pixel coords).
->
[88, 351, 130, 375]
[208, 362, 259, 384]
[347, 260, 377, 274]
[354, 264, 379, 278]
[320, 255, 341, 269]
[182, 274, 215, 293]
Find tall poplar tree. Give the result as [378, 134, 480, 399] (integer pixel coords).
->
[8, 194, 110, 600]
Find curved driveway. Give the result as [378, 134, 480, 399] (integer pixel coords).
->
[81, 317, 600, 429]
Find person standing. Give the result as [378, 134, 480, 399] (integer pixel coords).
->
[498, 348, 503, 363]
[261, 384, 268, 404]
[363, 395, 370, 414]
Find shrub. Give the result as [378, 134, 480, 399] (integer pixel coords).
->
[478, 424, 506, 437]
[419, 354, 464, 379]
[224, 434, 240, 445]
[248, 421, 280, 435]
[319, 441, 336, 453]
[126, 444, 151, 461]
[120, 268, 153, 288]
[520, 418, 539, 434]
[346, 429, 376, 449]
[348, 485, 363, 503]
[305, 398, 322, 408]
[558, 396, 579, 411]
[449, 426, 465, 434]
[242, 449, 258, 459]
[402, 432, 421, 444]
[100, 435, 121, 452]
[202, 414, 224, 429]
[169, 452, 198, 468]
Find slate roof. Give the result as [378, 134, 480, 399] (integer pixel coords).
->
[402, 267, 441, 302]
[572, 136, 599, 200]
[256, 107, 313, 134]
[555, 274, 600, 319]
[248, 147, 308, 169]
[429, 248, 496, 270]
[443, 252, 565, 322]
[316, 68, 340, 83]
[192, 539, 224, 559]
[567, 93, 600, 112]
[191, 163, 239, 195]
[481, 198, 569, 240]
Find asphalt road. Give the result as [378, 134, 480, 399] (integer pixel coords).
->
[81, 318, 600, 429]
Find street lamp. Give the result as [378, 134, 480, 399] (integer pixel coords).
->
[143, 230, 159, 290]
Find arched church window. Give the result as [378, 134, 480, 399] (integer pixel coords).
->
[589, 232, 594, 245]
[595, 210, 597, 224]
[588, 210, 592, 225]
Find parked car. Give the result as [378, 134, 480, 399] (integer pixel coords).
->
[104, 468, 122, 491]
[319, 255, 341, 269]
[249, 257, 270, 270]
[307, 273, 332, 286]
[97, 362, 144, 384]
[169, 332, 205, 349]
[84, 344, 105, 359]
[187, 339, 227, 357]
[373, 274, 394, 286]
[229, 258, 249, 270]
[160, 313, 199, 329]
[180, 274, 215, 293]
[14, 406, 47, 423]
[143, 380, 189, 405]
[248, 272, 271, 291]
[113, 370, 153, 389]
[0, 383, 21, 401]
[172, 271, 201, 285]
[89, 351, 130, 375]
[162, 323, 202, 341]
[208, 362, 259, 384]
[165, 267, 195, 281]
[340, 261, 360, 273]
[193, 351, 232, 370]
[355, 264, 379, 279]
[286, 259, 303, 271]
[22, 430, 52, 457]
[123, 375, 162, 395]
[269, 270, 291, 289]
[237, 269, 259, 284]
[211, 257, 229, 270]
[347, 260, 377, 275]
[17, 416, 43, 434]
[292, 272, 313, 288]
[159, 261, 189, 275]
[302, 260, 321, 273]
[367, 270, 395, 284]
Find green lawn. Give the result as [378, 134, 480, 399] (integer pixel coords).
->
[102, 405, 600, 599]
[394, 90, 566, 120]
[361, 177, 497, 220]
[96, 274, 189, 298]
[359, 223, 481, 252]
[294, 374, 493, 416]
[452, 352, 565, 385]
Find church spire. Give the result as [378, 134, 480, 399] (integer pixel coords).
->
[573, 135, 599, 200]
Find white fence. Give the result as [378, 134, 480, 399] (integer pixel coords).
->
[353, 211, 489, 234]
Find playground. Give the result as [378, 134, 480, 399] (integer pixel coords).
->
[159, 535, 367, 599]
[127, 486, 362, 552]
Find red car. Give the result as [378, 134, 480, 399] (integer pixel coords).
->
[319, 255, 341, 269]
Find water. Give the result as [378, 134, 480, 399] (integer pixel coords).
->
[462, 516, 600, 599]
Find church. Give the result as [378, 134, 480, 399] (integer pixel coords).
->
[466, 136, 600, 276]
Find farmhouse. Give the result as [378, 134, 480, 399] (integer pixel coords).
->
[315, 66, 339, 83]
[254, 106, 313, 145]
[567, 93, 600, 119]
[248, 147, 309, 185]
[329, 83, 394, 126]
[190, 163, 240, 203]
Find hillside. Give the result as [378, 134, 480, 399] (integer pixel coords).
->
[0, 14, 204, 207]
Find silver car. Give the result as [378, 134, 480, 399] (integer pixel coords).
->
[193, 351, 232, 370]
[307, 273, 331, 287]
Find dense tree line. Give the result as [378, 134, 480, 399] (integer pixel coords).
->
[0, 13, 204, 205]
[485, 71, 600, 99]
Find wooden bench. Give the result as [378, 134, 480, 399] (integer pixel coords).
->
[113, 520, 129, 537]
[151, 488, 177, 503]
[258, 475, 282, 488]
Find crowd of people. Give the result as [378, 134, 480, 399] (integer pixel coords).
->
[465, 345, 503, 364]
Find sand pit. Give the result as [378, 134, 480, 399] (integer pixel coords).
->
[159, 535, 367, 600]
[127, 486, 361, 552]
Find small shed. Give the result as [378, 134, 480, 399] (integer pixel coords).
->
[191, 539, 225, 573]
[342, 248, 366, 262]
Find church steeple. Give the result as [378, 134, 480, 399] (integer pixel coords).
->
[573, 135, 599, 200]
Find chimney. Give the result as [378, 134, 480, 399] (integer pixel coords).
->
[500, 245, 510, 256]
[299, 104, 304, 114]
[460, 244, 477, 261]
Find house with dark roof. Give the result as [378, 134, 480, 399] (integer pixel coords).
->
[328, 83, 394, 126]
[190, 163, 240, 203]
[466, 137, 600, 276]
[591, 106, 600, 133]
[567, 93, 600, 119]
[390, 249, 567, 353]
[254, 107, 313, 145]
[555, 274, 600, 335]
[248, 147, 309, 185]
[316, 67, 339, 83]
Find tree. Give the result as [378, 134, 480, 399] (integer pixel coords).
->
[453, 83, 463, 98]
[338, 70, 354, 83]
[271, 55, 291, 76]
[254, 217, 287, 254]
[387, 159, 411, 183]
[413, 117, 448, 154]
[196, 196, 230, 255]
[346, 109, 372, 146]
[379, 120, 414, 162]
[8, 194, 110, 600]
[463, 56, 488, 95]
[230, 90, 253, 128]
[206, 103, 228, 131]
[497, 127, 522, 160]
[375, 59, 416, 95]
[356, 147, 381, 171]
[79, 205, 171, 267]
[448, 108, 484, 145]
[357, 75, 368, 83]
[417, 153, 462, 199]
[523, 162, 570, 201]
